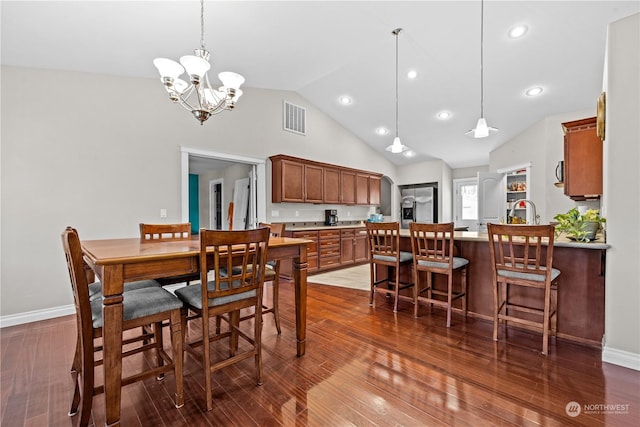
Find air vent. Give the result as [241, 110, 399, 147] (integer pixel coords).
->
[283, 101, 306, 135]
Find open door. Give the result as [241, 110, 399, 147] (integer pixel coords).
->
[477, 172, 504, 233]
[232, 177, 250, 230]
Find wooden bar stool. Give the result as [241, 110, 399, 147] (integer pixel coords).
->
[487, 223, 560, 355]
[409, 222, 468, 327]
[365, 221, 414, 312]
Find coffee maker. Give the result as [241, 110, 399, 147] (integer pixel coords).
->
[324, 209, 338, 226]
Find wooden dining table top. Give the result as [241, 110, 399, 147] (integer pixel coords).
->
[82, 236, 314, 265]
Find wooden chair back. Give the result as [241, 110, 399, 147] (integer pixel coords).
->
[140, 223, 191, 241]
[258, 222, 285, 237]
[365, 221, 402, 264]
[487, 223, 555, 285]
[61, 227, 94, 355]
[409, 222, 457, 273]
[199, 227, 270, 311]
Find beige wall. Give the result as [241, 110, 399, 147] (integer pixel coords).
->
[602, 13, 640, 367]
[0, 65, 397, 317]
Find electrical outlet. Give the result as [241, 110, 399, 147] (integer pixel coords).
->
[160, 209, 167, 218]
[272, 210, 279, 217]
[347, 211, 351, 217]
[295, 211, 299, 217]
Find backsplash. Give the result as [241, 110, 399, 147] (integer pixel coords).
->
[267, 203, 377, 223]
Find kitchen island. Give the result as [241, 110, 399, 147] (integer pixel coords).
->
[395, 230, 608, 348]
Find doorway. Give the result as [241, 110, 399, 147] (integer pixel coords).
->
[209, 179, 223, 229]
[453, 178, 479, 232]
[180, 147, 267, 229]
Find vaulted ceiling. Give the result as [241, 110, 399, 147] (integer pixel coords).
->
[2, 1, 638, 168]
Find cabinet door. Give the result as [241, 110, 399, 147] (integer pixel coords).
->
[340, 229, 355, 264]
[340, 170, 356, 205]
[279, 159, 305, 203]
[368, 175, 381, 206]
[356, 173, 369, 205]
[563, 117, 602, 200]
[304, 164, 324, 203]
[324, 168, 341, 204]
[354, 231, 368, 262]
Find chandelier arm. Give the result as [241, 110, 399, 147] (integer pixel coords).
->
[176, 86, 199, 112]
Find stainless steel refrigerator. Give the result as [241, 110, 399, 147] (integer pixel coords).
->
[401, 186, 437, 228]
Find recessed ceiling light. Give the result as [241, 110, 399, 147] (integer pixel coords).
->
[508, 25, 528, 39]
[376, 127, 389, 136]
[407, 70, 418, 79]
[437, 111, 452, 120]
[339, 95, 352, 105]
[525, 86, 544, 96]
[403, 150, 416, 158]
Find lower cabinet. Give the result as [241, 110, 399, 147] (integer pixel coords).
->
[281, 227, 368, 278]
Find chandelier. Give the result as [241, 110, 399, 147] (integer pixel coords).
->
[386, 28, 410, 154]
[153, 0, 244, 125]
[466, 0, 498, 138]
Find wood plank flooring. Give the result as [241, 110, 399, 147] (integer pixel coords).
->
[2, 280, 639, 426]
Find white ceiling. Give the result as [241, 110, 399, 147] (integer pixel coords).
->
[2, 1, 638, 169]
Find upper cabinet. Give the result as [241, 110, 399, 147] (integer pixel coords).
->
[270, 154, 382, 205]
[561, 117, 603, 200]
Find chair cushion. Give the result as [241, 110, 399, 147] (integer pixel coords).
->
[88, 279, 160, 302]
[417, 257, 469, 270]
[497, 263, 561, 282]
[175, 280, 256, 310]
[373, 251, 413, 263]
[90, 287, 182, 328]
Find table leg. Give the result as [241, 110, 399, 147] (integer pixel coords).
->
[292, 249, 308, 356]
[101, 265, 124, 427]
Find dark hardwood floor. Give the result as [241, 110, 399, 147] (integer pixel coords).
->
[2, 280, 639, 426]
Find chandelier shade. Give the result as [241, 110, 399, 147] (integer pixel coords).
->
[385, 28, 410, 154]
[153, 0, 244, 125]
[467, 0, 498, 138]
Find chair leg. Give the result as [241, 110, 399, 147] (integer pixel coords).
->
[202, 313, 213, 412]
[255, 304, 264, 386]
[542, 286, 552, 355]
[272, 276, 281, 335]
[446, 273, 453, 328]
[154, 321, 166, 380]
[550, 285, 558, 337]
[170, 310, 184, 408]
[393, 266, 400, 313]
[461, 267, 468, 316]
[493, 280, 500, 342]
[369, 262, 376, 307]
[413, 268, 420, 318]
[68, 332, 82, 416]
[229, 310, 240, 357]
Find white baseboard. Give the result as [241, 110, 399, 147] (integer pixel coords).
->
[602, 346, 640, 371]
[0, 304, 75, 328]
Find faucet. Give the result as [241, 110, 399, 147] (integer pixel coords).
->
[509, 199, 540, 224]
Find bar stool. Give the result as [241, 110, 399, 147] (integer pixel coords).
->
[487, 223, 560, 355]
[365, 221, 414, 312]
[409, 222, 468, 327]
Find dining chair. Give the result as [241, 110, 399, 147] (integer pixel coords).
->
[175, 227, 270, 411]
[365, 221, 414, 312]
[487, 223, 560, 355]
[139, 222, 200, 286]
[61, 227, 184, 427]
[409, 222, 468, 327]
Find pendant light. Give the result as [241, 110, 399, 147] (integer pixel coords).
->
[386, 28, 409, 154]
[466, 0, 498, 138]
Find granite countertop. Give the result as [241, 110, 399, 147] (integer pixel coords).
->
[396, 229, 609, 250]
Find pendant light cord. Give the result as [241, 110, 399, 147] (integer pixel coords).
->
[480, 0, 484, 118]
[393, 28, 402, 139]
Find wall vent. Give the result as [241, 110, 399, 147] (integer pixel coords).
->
[283, 101, 306, 135]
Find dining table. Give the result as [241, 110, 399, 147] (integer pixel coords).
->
[81, 234, 312, 427]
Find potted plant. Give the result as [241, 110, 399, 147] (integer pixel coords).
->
[553, 208, 606, 242]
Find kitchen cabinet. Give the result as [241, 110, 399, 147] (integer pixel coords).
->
[340, 170, 356, 205]
[270, 154, 382, 205]
[356, 174, 369, 205]
[562, 117, 602, 200]
[340, 227, 368, 264]
[505, 170, 530, 224]
[319, 229, 341, 269]
[323, 167, 341, 204]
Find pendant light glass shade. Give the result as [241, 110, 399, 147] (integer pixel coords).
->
[386, 136, 408, 154]
[466, 117, 498, 138]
